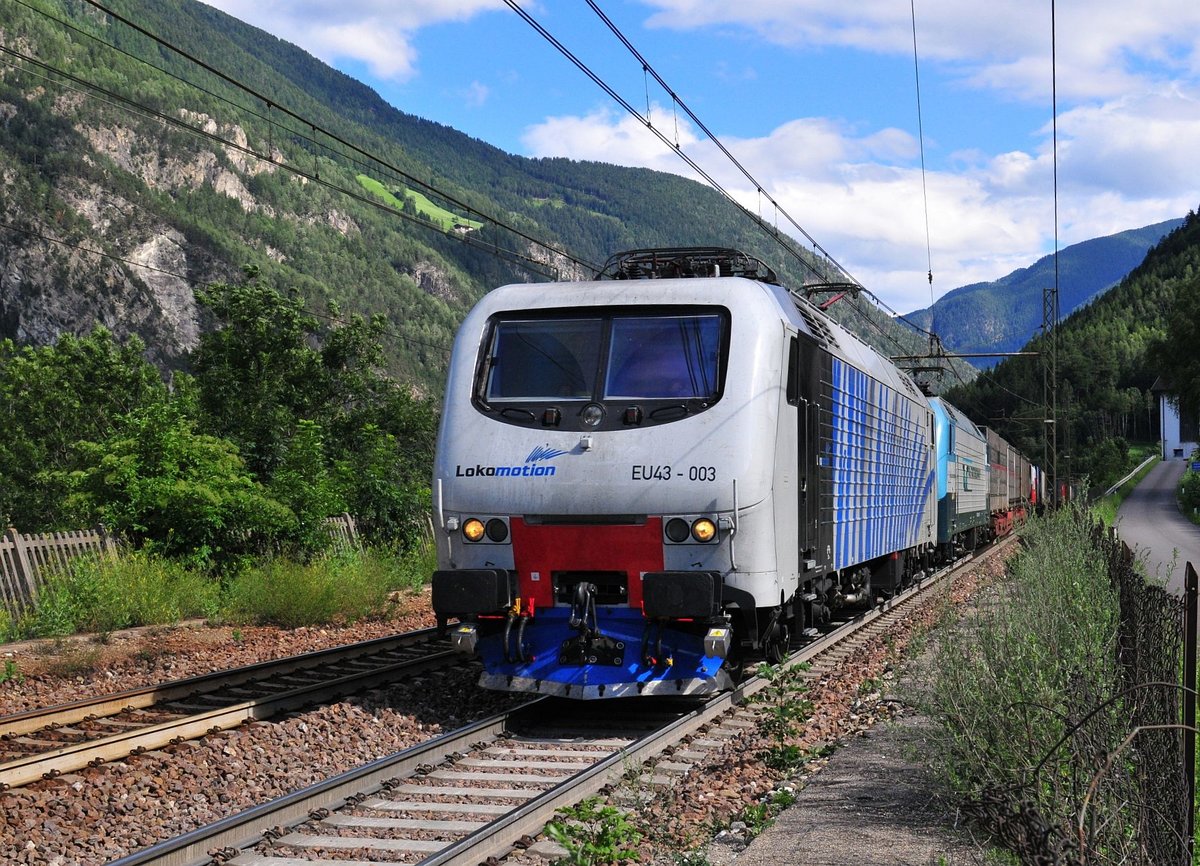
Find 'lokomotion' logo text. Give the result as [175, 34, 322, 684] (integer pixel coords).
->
[455, 444, 568, 478]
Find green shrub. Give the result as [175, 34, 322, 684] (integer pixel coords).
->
[923, 506, 1121, 811]
[220, 545, 429, 628]
[546, 796, 642, 866]
[62, 402, 296, 569]
[19, 552, 218, 638]
[268, 419, 343, 558]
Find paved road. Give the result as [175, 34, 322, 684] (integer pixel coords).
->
[1115, 458, 1200, 593]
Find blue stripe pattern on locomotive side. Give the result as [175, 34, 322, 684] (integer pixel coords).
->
[828, 357, 930, 572]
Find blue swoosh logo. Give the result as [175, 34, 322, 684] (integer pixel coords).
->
[526, 445, 569, 463]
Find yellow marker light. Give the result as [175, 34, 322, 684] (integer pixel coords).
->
[462, 518, 486, 542]
[691, 518, 717, 542]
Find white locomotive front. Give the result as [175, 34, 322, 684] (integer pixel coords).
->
[432, 249, 936, 699]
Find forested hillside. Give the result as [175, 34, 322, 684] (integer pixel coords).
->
[0, 0, 972, 542]
[905, 219, 1182, 369]
[945, 208, 1200, 490]
[0, 0, 948, 395]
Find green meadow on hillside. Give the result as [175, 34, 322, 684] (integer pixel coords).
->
[357, 174, 483, 232]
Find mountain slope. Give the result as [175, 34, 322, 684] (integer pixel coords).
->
[906, 219, 1182, 368]
[944, 209, 1200, 488]
[0, 0, 974, 394]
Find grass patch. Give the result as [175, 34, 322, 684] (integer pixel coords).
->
[1092, 453, 1161, 527]
[2, 543, 435, 642]
[356, 174, 482, 232]
[921, 506, 1134, 857]
[14, 552, 219, 639]
[220, 545, 430, 629]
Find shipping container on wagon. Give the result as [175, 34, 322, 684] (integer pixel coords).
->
[983, 428, 1019, 513]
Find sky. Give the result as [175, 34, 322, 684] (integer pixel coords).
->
[198, 0, 1200, 314]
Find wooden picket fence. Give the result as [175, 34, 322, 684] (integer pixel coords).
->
[323, 512, 361, 554]
[1, 527, 118, 617]
[0, 516, 369, 618]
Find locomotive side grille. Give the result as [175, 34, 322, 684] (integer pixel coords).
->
[794, 300, 839, 349]
[553, 571, 629, 605]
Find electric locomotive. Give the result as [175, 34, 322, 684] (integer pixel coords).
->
[930, 397, 990, 555]
[431, 248, 938, 699]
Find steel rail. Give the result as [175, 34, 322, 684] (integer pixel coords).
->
[425, 536, 1017, 866]
[105, 537, 1014, 866]
[0, 628, 452, 789]
[107, 703, 544, 866]
[1, 629, 443, 736]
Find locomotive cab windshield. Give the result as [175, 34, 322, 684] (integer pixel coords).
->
[475, 307, 729, 431]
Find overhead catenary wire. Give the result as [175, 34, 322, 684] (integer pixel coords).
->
[0, 44, 565, 281]
[571, 0, 941, 343]
[31, 0, 941, 354]
[910, 0, 935, 308]
[502, 0, 833, 286]
[583, 0, 847, 275]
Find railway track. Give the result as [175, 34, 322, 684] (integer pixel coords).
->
[0, 628, 459, 790]
[107, 537, 1014, 866]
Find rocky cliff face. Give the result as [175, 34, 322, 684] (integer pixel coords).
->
[0, 91, 462, 370]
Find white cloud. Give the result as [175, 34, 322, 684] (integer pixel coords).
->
[200, 0, 504, 81]
[463, 81, 491, 108]
[522, 103, 703, 169]
[520, 87, 1200, 313]
[638, 0, 1200, 103]
[195, 0, 1200, 315]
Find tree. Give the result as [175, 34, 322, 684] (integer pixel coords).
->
[62, 402, 294, 569]
[1147, 272, 1200, 419]
[191, 267, 439, 547]
[268, 419, 344, 556]
[191, 266, 324, 479]
[335, 423, 430, 546]
[0, 328, 166, 529]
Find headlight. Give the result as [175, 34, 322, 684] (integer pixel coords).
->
[691, 518, 717, 543]
[462, 518, 485, 542]
[485, 518, 509, 542]
[665, 517, 691, 543]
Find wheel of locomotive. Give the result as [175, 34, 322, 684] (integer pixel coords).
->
[764, 618, 790, 664]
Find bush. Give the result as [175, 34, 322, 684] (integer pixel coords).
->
[220, 546, 428, 628]
[17, 552, 219, 638]
[334, 423, 432, 548]
[268, 419, 343, 558]
[1180, 455, 1200, 521]
[0, 606, 14, 643]
[62, 402, 296, 569]
[922, 506, 1121, 814]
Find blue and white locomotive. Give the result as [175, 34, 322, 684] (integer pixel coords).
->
[431, 248, 1028, 699]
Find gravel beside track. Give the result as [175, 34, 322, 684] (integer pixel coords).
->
[0, 553, 1012, 866]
